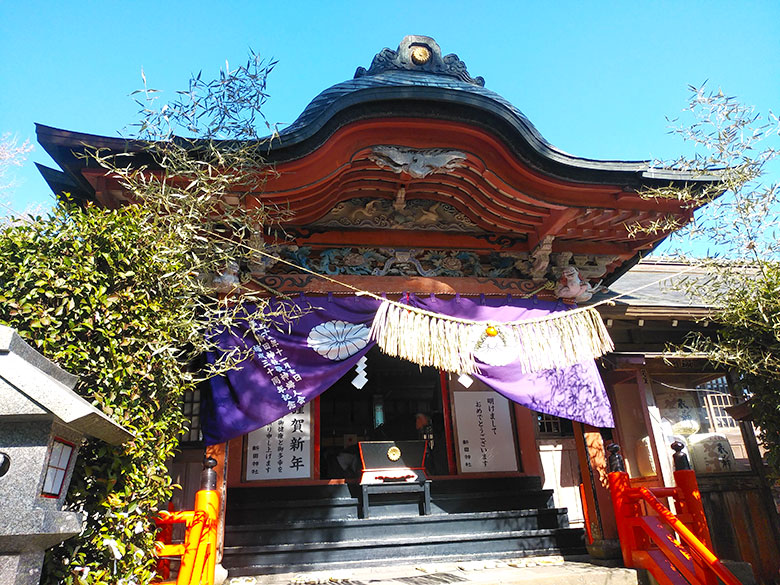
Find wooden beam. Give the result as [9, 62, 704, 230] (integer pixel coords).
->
[528, 208, 580, 250]
[289, 230, 529, 251]
[249, 273, 559, 298]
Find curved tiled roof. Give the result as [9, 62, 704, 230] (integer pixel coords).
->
[36, 35, 720, 202]
[266, 36, 714, 187]
[281, 69, 533, 139]
[275, 68, 626, 169]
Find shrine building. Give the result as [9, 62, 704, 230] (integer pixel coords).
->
[36, 36, 780, 582]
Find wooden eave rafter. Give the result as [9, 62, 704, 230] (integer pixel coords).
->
[244, 117, 687, 205]
[233, 118, 695, 252]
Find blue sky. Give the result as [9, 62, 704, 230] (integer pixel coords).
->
[2, 0, 778, 251]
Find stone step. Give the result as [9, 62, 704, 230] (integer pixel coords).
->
[223, 556, 639, 585]
[226, 477, 545, 506]
[222, 528, 586, 576]
[225, 489, 555, 523]
[225, 509, 571, 546]
[223, 476, 575, 576]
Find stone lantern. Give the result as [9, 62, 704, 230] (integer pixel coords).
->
[0, 326, 132, 585]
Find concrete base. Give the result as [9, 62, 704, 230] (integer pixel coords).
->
[216, 563, 229, 585]
[721, 560, 758, 585]
[0, 507, 82, 585]
[585, 538, 623, 560]
[1, 552, 44, 585]
[636, 559, 756, 585]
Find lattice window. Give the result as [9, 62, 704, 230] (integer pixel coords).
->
[699, 376, 729, 394]
[698, 377, 738, 431]
[705, 392, 738, 430]
[536, 412, 573, 436]
[181, 389, 202, 443]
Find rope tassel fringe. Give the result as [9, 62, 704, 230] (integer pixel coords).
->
[369, 300, 614, 374]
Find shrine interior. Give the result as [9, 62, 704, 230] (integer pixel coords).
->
[318, 347, 446, 479]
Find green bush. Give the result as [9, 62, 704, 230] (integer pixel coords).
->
[1, 203, 194, 583]
[2, 52, 280, 583]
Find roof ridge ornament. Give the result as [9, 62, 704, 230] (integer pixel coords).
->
[355, 35, 485, 87]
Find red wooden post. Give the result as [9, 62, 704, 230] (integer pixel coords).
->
[607, 443, 653, 567]
[671, 441, 713, 551]
[439, 371, 457, 475]
[579, 482, 594, 545]
[608, 469, 638, 567]
[574, 422, 620, 558]
[673, 471, 712, 549]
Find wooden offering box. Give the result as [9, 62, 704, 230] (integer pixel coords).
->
[358, 441, 431, 518]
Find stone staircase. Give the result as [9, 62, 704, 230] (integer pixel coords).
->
[222, 477, 587, 577]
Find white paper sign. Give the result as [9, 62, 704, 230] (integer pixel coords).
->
[453, 391, 517, 473]
[245, 402, 312, 480]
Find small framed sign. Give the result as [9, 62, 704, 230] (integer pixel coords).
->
[452, 391, 517, 473]
[244, 402, 313, 481]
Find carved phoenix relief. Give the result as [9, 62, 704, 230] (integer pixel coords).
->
[369, 146, 467, 179]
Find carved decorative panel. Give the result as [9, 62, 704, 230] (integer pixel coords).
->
[310, 197, 482, 233]
[248, 245, 619, 283]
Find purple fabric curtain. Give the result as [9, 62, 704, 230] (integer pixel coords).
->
[203, 294, 614, 445]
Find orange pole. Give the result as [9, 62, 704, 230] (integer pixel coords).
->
[193, 488, 219, 585]
[176, 513, 205, 585]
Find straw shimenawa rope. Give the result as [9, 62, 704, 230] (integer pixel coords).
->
[369, 299, 614, 374]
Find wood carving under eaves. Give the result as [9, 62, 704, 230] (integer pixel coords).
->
[369, 146, 468, 179]
[246, 245, 619, 282]
[310, 197, 481, 232]
[251, 274, 554, 298]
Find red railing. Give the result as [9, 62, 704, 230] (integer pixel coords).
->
[606, 443, 742, 585]
[154, 458, 219, 585]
